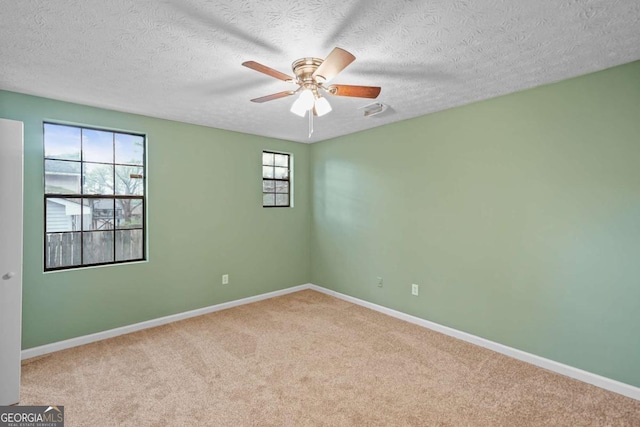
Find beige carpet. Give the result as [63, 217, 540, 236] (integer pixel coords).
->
[20, 290, 639, 426]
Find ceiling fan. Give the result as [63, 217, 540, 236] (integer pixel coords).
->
[242, 47, 381, 121]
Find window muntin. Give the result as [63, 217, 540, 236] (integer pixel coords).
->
[44, 123, 146, 271]
[262, 151, 290, 207]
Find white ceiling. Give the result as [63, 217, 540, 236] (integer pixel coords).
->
[1, 0, 639, 143]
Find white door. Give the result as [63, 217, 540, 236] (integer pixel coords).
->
[0, 118, 23, 405]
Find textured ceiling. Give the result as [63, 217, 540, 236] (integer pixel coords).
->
[1, 0, 639, 143]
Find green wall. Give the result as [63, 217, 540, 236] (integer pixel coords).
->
[0, 91, 311, 349]
[310, 61, 640, 387]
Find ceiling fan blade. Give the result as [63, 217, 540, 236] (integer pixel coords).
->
[312, 47, 356, 82]
[242, 61, 294, 82]
[326, 84, 381, 99]
[250, 91, 295, 103]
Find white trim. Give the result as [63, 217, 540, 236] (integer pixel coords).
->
[21, 282, 639, 401]
[21, 284, 311, 360]
[308, 284, 640, 401]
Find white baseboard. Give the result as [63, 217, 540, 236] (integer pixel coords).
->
[21, 284, 311, 360]
[308, 284, 640, 401]
[22, 282, 639, 401]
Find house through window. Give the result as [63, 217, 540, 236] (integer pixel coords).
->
[44, 123, 146, 270]
[262, 151, 291, 207]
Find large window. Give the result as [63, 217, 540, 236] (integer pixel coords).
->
[262, 151, 291, 207]
[44, 123, 146, 271]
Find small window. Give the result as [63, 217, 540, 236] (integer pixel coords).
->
[44, 123, 146, 271]
[262, 151, 290, 207]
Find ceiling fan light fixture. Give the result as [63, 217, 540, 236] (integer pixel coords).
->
[290, 89, 315, 116]
[290, 98, 307, 117]
[298, 89, 315, 110]
[314, 96, 332, 117]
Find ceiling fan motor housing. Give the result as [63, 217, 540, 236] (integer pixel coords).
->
[292, 57, 325, 89]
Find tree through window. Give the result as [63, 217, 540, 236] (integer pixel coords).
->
[44, 123, 146, 270]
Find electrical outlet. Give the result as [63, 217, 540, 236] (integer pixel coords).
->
[411, 283, 419, 296]
[377, 277, 383, 288]
[222, 274, 229, 285]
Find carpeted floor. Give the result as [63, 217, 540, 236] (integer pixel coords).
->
[20, 290, 640, 426]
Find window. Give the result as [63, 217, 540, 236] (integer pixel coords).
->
[44, 123, 146, 271]
[262, 151, 290, 207]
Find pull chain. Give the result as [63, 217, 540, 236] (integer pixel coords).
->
[308, 109, 314, 139]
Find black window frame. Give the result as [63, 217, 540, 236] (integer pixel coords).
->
[262, 150, 291, 208]
[43, 122, 147, 271]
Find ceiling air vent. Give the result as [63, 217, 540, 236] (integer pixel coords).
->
[360, 102, 387, 117]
